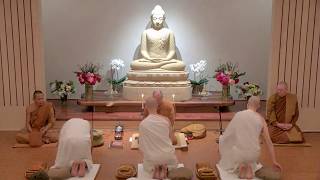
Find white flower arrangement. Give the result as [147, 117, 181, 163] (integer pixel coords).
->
[189, 60, 208, 85]
[236, 82, 263, 99]
[110, 59, 125, 70]
[49, 80, 76, 99]
[190, 60, 207, 73]
[109, 58, 127, 85]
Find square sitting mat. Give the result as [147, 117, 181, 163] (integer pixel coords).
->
[130, 132, 188, 150]
[216, 164, 262, 180]
[67, 164, 100, 180]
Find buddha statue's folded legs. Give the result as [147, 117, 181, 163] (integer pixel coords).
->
[131, 59, 185, 71]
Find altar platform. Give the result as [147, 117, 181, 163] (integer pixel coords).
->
[50, 91, 265, 129]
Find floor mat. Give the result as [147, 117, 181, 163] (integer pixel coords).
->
[67, 164, 100, 180]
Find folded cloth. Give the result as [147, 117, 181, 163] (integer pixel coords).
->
[180, 124, 206, 139]
[255, 166, 281, 180]
[115, 164, 137, 179]
[168, 167, 193, 180]
[196, 163, 217, 180]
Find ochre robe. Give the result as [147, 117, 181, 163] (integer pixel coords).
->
[16, 102, 58, 144]
[266, 93, 304, 143]
[144, 99, 175, 125]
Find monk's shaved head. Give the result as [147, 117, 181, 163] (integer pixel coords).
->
[145, 97, 158, 112]
[276, 81, 288, 97]
[153, 90, 163, 103]
[277, 81, 288, 89]
[33, 90, 45, 106]
[247, 96, 260, 110]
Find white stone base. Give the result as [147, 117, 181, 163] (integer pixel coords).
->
[123, 85, 192, 101]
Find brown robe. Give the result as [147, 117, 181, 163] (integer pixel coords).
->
[144, 99, 175, 125]
[16, 102, 58, 144]
[266, 93, 304, 143]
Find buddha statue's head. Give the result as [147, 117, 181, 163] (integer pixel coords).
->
[151, 5, 165, 30]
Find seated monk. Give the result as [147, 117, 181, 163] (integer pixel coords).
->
[266, 82, 304, 144]
[16, 90, 58, 145]
[130, 5, 185, 71]
[219, 96, 281, 179]
[139, 97, 178, 179]
[48, 118, 93, 179]
[144, 90, 177, 144]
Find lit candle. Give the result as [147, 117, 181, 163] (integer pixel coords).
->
[141, 93, 144, 109]
[172, 94, 175, 102]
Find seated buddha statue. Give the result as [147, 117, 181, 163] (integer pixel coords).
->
[130, 5, 185, 71]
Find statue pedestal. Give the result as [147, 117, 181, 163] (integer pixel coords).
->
[123, 70, 192, 101]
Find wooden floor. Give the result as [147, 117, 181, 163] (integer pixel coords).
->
[0, 130, 319, 180]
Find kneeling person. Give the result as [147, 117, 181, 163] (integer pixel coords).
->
[139, 97, 178, 179]
[219, 96, 281, 179]
[48, 118, 93, 179]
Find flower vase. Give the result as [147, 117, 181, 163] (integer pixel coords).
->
[112, 83, 123, 94]
[192, 84, 204, 95]
[85, 84, 93, 100]
[222, 85, 230, 99]
[60, 94, 68, 105]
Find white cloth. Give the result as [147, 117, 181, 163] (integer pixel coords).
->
[218, 110, 263, 172]
[139, 114, 178, 173]
[52, 118, 93, 170]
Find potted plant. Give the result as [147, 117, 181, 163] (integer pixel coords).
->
[49, 80, 76, 104]
[75, 63, 101, 100]
[214, 62, 246, 99]
[189, 60, 209, 95]
[108, 59, 127, 94]
[236, 82, 262, 100]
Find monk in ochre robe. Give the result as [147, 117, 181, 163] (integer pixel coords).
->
[144, 90, 175, 125]
[16, 90, 58, 144]
[266, 82, 304, 144]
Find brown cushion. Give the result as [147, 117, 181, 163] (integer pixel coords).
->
[115, 164, 137, 179]
[180, 124, 206, 139]
[168, 167, 193, 180]
[195, 163, 217, 180]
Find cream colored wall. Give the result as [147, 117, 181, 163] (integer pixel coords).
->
[0, 0, 45, 130]
[42, 0, 272, 100]
[269, 0, 320, 132]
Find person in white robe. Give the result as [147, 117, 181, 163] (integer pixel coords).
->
[218, 96, 281, 179]
[48, 118, 93, 179]
[139, 97, 178, 179]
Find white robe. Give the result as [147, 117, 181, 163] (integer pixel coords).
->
[218, 109, 263, 172]
[52, 118, 92, 169]
[139, 114, 177, 173]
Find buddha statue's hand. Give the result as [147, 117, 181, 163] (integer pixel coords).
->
[149, 58, 164, 63]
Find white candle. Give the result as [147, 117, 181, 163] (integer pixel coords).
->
[141, 93, 144, 109]
[172, 94, 175, 102]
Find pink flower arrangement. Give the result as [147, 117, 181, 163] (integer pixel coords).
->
[214, 62, 245, 86]
[75, 72, 101, 85]
[75, 63, 101, 85]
